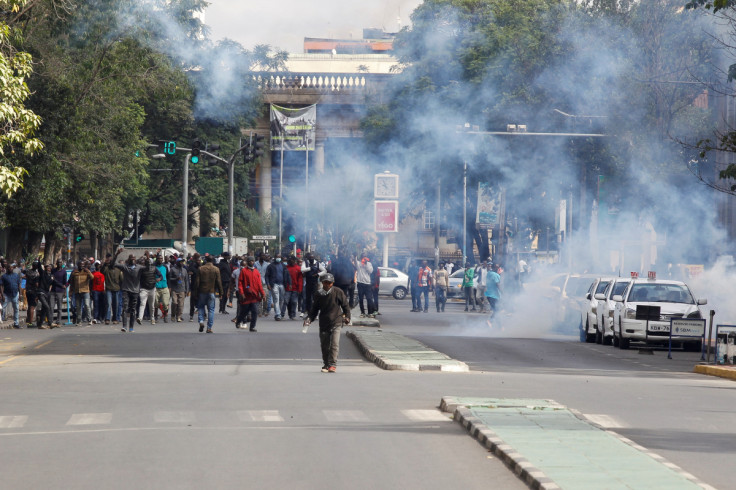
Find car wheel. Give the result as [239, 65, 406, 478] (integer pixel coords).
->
[618, 322, 630, 350]
[585, 319, 596, 343]
[603, 333, 613, 346]
[612, 332, 620, 348]
[595, 326, 603, 344]
[392, 287, 407, 300]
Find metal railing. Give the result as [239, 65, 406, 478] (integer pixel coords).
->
[254, 73, 391, 92]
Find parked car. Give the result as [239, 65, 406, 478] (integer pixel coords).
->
[611, 276, 706, 350]
[447, 268, 467, 299]
[581, 277, 614, 343]
[524, 273, 598, 334]
[594, 278, 631, 345]
[378, 267, 409, 300]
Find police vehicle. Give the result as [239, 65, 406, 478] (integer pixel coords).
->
[611, 272, 707, 350]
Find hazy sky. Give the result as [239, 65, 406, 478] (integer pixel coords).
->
[203, 0, 423, 53]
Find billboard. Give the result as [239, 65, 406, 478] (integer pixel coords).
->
[374, 201, 398, 233]
[476, 182, 500, 227]
[269, 104, 316, 151]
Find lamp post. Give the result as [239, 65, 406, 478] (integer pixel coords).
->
[181, 153, 190, 257]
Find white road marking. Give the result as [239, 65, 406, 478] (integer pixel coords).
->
[0, 415, 28, 428]
[401, 409, 452, 422]
[238, 410, 284, 422]
[584, 414, 626, 429]
[323, 410, 369, 422]
[154, 411, 196, 423]
[66, 413, 112, 425]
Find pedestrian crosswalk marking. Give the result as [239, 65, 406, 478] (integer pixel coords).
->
[0, 415, 27, 428]
[66, 413, 112, 425]
[239, 410, 284, 422]
[323, 410, 369, 422]
[154, 411, 196, 423]
[402, 409, 452, 422]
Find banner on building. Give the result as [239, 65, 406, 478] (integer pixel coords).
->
[270, 104, 316, 151]
[476, 182, 500, 228]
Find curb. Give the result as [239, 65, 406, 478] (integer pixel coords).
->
[347, 330, 469, 372]
[441, 396, 715, 490]
[694, 364, 736, 381]
[0, 319, 27, 330]
[441, 397, 559, 490]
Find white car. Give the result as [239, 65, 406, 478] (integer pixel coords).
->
[581, 277, 614, 343]
[594, 278, 631, 345]
[378, 267, 409, 300]
[611, 277, 707, 350]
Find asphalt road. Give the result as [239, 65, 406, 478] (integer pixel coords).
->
[0, 296, 733, 489]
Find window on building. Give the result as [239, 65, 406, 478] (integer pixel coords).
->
[423, 210, 435, 230]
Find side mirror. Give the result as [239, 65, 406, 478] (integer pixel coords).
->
[586, 293, 592, 300]
[697, 298, 708, 305]
[612, 295, 623, 302]
[594, 293, 606, 301]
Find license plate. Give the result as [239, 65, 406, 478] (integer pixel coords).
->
[648, 324, 670, 333]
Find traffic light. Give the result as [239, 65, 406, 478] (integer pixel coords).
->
[244, 133, 265, 163]
[163, 141, 176, 155]
[191, 139, 201, 164]
[207, 144, 220, 166]
[75, 233, 85, 243]
[288, 234, 296, 243]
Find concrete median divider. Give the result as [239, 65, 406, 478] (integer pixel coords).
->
[346, 330, 469, 372]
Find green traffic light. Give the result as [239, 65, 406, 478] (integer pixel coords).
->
[288, 235, 296, 243]
[191, 156, 199, 164]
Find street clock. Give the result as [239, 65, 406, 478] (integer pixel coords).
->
[374, 172, 399, 199]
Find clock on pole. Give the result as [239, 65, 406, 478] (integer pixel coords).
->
[374, 172, 399, 199]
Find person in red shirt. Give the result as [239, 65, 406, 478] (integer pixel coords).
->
[285, 256, 303, 320]
[237, 256, 265, 332]
[91, 263, 106, 324]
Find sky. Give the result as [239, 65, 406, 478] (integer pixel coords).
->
[203, 0, 423, 53]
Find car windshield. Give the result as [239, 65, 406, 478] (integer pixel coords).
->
[566, 277, 595, 297]
[627, 284, 694, 304]
[595, 281, 610, 294]
[450, 269, 465, 278]
[611, 281, 629, 297]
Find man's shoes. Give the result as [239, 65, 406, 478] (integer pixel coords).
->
[321, 366, 329, 373]
[275, 316, 281, 321]
[105, 320, 110, 325]
[299, 313, 304, 318]
[376, 311, 381, 315]
[359, 314, 365, 318]
[199, 322, 205, 332]
[121, 327, 126, 332]
[235, 322, 241, 329]
[163, 316, 168, 323]
[249, 328, 257, 332]
[189, 316, 193, 322]
[464, 308, 468, 312]
[39, 325, 49, 329]
[227, 303, 233, 308]
[423, 309, 428, 313]
[128, 327, 134, 333]
[151, 319, 156, 325]
[177, 317, 182, 322]
[206, 329, 213, 333]
[136, 318, 141, 325]
[328, 366, 336, 373]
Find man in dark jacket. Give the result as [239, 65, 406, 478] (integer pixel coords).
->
[167, 257, 188, 322]
[50, 259, 69, 326]
[265, 254, 291, 321]
[217, 253, 231, 314]
[329, 249, 356, 309]
[113, 249, 144, 332]
[305, 273, 350, 373]
[195, 255, 223, 333]
[138, 258, 163, 325]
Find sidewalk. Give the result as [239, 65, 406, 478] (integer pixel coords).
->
[346, 329, 469, 372]
[441, 397, 712, 490]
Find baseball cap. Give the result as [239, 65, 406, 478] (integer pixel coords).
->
[321, 273, 335, 283]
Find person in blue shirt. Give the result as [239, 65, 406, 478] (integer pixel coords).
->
[153, 254, 170, 323]
[1, 263, 22, 327]
[484, 263, 502, 319]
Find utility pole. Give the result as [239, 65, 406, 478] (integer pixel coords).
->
[182, 154, 190, 257]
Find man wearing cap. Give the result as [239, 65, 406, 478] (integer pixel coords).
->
[236, 256, 264, 331]
[217, 252, 231, 314]
[305, 273, 350, 373]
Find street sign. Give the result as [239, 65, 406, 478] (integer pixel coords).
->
[374, 201, 398, 233]
[252, 235, 277, 240]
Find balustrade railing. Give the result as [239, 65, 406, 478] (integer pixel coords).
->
[255, 73, 389, 92]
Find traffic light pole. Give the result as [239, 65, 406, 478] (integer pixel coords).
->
[182, 154, 190, 257]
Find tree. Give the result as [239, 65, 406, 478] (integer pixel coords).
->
[0, 0, 43, 198]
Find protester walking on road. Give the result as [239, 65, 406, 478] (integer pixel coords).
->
[168, 257, 188, 322]
[69, 261, 93, 325]
[255, 253, 271, 317]
[188, 254, 201, 322]
[265, 254, 290, 321]
[0, 263, 21, 327]
[195, 255, 223, 333]
[305, 273, 351, 373]
[50, 260, 68, 326]
[329, 248, 356, 309]
[408, 260, 420, 312]
[114, 251, 144, 332]
[417, 260, 433, 313]
[138, 258, 162, 325]
[485, 263, 502, 320]
[101, 255, 122, 325]
[356, 252, 375, 318]
[370, 261, 380, 316]
[301, 252, 324, 316]
[217, 252, 231, 314]
[475, 261, 488, 313]
[236, 256, 264, 331]
[285, 256, 303, 320]
[91, 262, 106, 324]
[462, 262, 476, 312]
[153, 255, 170, 323]
[434, 262, 449, 312]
